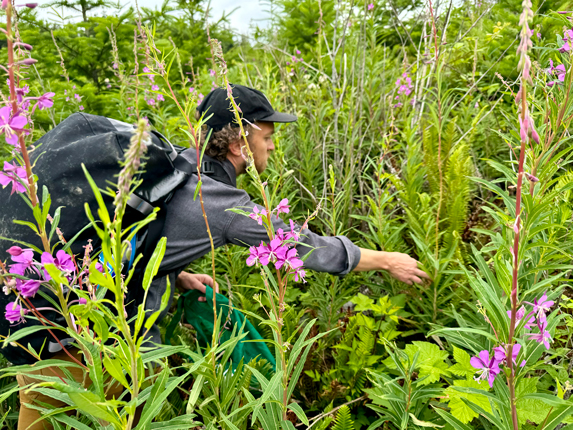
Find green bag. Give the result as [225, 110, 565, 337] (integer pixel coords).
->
[165, 286, 276, 370]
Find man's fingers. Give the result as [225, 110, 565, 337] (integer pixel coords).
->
[411, 275, 423, 284]
[213, 282, 219, 293]
[415, 269, 431, 279]
[199, 274, 214, 287]
[198, 296, 206, 302]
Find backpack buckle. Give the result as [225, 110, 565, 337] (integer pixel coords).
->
[202, 160, 215, 174]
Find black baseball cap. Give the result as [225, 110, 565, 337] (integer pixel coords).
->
[197, 84, 297, 131]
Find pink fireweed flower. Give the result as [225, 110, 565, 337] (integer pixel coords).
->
[1, 0, 8, 9]
[249, 206, 268, 225]
[112, 62, 118, 69]
[5, 302, 27, 324]
[507, 306, 535, 330]
[286, 219, 300, 241]
[0, 106, 27, 146]
[275, 247, 303, 270]
[36, 92, 55, 110]
[263, 237, 286, 263]
[560, 29, 573, 53]
[15, 85, 30, 104]
[17, 279, 41, 298]
[79, 106, 84, 111]
[524, 316, 552, 349]
[151, 84, 159, 91]
[143, 66, 150, 73]
[293, 267, 306, 282]
[0, 161, 28, 194]
[147, 98, 156, 106]
[547, 59, 566, 87]
[368, 3, 374, 10]
[274, 198, 290, 216]
[9, 248, 34, 276]
[470, 350, 501, 387]
[525, 293, 554, 317]
[494, 343, 526, 367]
[74, 94, 81, 101]
[209, 69, 216, 77]
[157, 94, 164, 102]
[247, 243, 270, 267]
[41, 250, 75, 279]
[189, 87, 195, 93]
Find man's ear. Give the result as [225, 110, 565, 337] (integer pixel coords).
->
[228, 138, 243, 157]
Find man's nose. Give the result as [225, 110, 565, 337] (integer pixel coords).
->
[268, 140, 275, 151]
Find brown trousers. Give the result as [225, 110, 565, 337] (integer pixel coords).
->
[16, 349, 124, 430]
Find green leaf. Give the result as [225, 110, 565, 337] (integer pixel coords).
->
[44, 263, 69, 286]
[404, 341, 450, 385]
[288, 402, 309, 426]
[68, 391, 121, 425]
[444, 379, 491, 424]
[350, 293, 374, 312]
[141, 237, 167, 291]
[102, 355, 129, 390]
[409, 414, 444, 428]
[449, 346, 475, 380]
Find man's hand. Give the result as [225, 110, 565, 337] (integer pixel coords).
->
[176, 272, 219, 302]
[354, 248, 430, 285]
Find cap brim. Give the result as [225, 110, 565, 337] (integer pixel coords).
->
[258, 111, 297, 123]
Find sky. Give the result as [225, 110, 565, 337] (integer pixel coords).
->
[37, 0, 270, 35]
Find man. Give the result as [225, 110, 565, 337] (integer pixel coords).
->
[147, 84, 429, 333]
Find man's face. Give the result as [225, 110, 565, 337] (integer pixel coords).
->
[248, 121, 275, 173]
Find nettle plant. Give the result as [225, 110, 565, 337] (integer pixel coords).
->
[430, 7, 573, 430]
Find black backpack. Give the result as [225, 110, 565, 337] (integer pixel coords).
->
[0, 113, 230, 364]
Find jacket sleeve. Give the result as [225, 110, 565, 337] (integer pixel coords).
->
[223, 197, 361, 276]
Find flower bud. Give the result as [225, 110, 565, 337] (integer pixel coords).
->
[526, 173, 539, 183]
[14, 42, 33, 51]
[24, 2, 37, 7]
[17, 58, 37, 66]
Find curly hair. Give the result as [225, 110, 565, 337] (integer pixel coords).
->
[197, 123, 252, 162]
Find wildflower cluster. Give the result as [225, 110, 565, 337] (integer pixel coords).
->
[559, 27, 573, 53]
[2, 245, 82, 324]
[393, 72, 414, 108]
[471, 293, 554, 387]
[547, 59, 566, 87]
[142, 66, 165, 106]
[63, 85, 83, 111]
[245, 199, 306, 282]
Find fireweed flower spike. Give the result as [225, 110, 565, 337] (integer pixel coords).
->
[0, 161, 28, 194]
[5, 302, 28, 324]
[470, 350, 501, 387]
[0, 106, 27, 146]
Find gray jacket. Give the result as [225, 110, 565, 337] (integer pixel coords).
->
[145, 149, 361, 343]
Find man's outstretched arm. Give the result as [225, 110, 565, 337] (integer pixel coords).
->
[353, 248, 430, 285]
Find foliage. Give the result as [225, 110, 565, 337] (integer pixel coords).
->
[1, 0, 573, 428]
